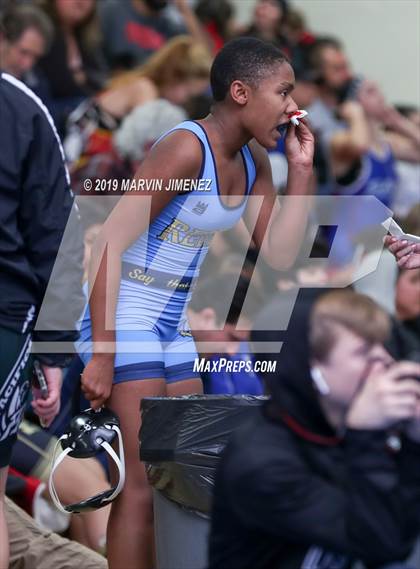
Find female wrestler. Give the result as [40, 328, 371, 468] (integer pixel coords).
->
[79, 37, 315, 569]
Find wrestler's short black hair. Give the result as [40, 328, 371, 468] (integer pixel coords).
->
[210, 37, 290, 102]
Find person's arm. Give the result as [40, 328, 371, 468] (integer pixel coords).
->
[19, 106, 84, 426]
[98, 76, 158, 118]
[330, 101, 371, 162]
[382, 106, 420, 162]
[243, 121, 314, 270]
[20, 114, 85, 365]
[384, 131, 420, 163]
[81, 130, 202, 408]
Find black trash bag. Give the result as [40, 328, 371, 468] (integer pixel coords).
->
[139, 395, 266, 517]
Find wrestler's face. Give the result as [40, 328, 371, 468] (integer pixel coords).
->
[238, 61, 298, 149]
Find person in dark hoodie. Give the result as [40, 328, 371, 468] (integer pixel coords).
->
[208, 288, 420, 569]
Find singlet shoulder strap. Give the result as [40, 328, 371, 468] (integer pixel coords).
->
[241, 144, 257, 195]
[153, 120, 257, 195]
[152, 120, 210, 151]
[150, 120, 214, 185]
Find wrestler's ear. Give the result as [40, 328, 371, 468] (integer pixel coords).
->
[230, 80, 250, 106]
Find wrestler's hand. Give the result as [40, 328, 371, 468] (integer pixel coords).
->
[384, 236, 420, 269]
[81, 355, 114, 410]
[284, 119, 314, 170]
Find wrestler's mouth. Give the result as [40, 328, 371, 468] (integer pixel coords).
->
[276, 122, 289, 137]
[276, 110, 309, 137]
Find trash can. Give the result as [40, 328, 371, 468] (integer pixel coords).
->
[139, 395, 267, 569]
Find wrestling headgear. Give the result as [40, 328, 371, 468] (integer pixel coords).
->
[49, 407, 125, 513]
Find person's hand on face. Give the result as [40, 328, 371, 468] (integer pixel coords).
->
[284, 119, 314, 169]
[346, 361, 420, 430]
[356, 79, 387, 121]
[380, 105, 404, 129]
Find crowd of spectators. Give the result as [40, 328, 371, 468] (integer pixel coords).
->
[1, 0, 419, 567]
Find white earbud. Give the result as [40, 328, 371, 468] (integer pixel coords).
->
[310, 367, 330, 395]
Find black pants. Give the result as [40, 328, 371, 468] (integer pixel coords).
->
[0, 326, 32, 467]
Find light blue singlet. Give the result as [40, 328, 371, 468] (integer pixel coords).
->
[77, 120, 256, 383]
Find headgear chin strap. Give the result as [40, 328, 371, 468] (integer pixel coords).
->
[49, 407, 125, 513]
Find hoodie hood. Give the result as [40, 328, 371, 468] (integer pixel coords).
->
[251, 288, 339, 440]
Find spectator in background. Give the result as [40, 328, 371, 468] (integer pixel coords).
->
[188, 274, 264, 395]
[65, 35, 211, 165]
[98, 35, 211, 121]
[392, 205, 420, 344]
[0, 3, 52, 86]
[307, 36, 353, 111]
[210, 289, 420, 569]
[328, 79, 420, 265]
[280, 6, 315, 76]
[35, 0, 107, 134]
[10, 418, 111, 554]
[66, 35, 211, 204]
[70, 99, 188, 220]
[239, 0, 289, 53]
[0, 63, 84, 568]
[114, 98, 187, 170]
[395, 266, 420, 339]
[305, 36, 353, 192]
[388, 106, 420, 217]
[195, 0, 235, 54]
[99, 0, 205, 71]
[6, 496, 107, 569]
[281, 7, 315, 52]
[238, 0, 314, 73]
[0, 0, 22, 15]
